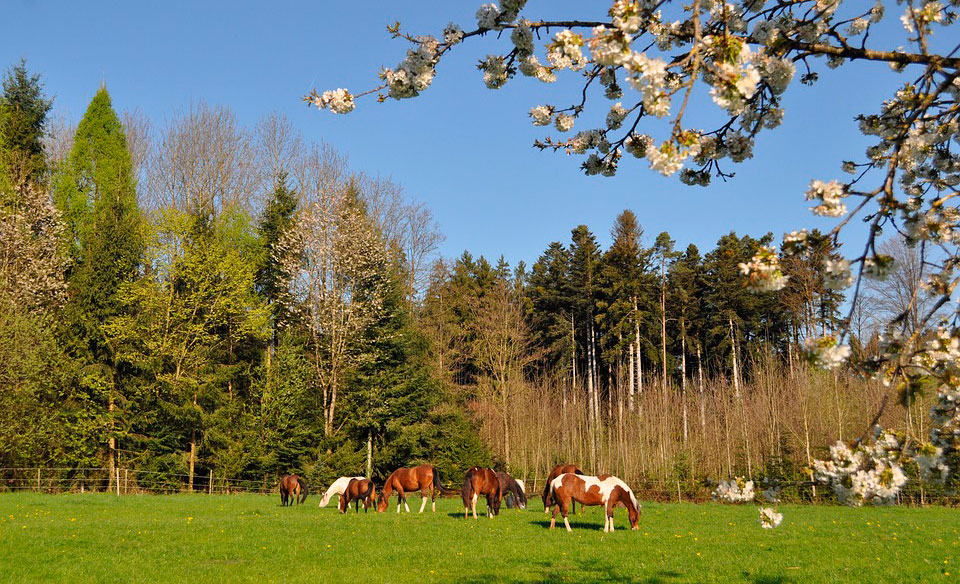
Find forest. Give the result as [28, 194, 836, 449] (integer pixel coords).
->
[0, 60, 927, 496]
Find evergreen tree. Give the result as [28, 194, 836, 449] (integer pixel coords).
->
[0, 60, 52, 187]
[527, 241, 574, 374]
[256, 172, 298, 341]
[53, 87, 143, 474]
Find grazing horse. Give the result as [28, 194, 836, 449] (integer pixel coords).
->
[462, 467, 501, 519]
[377, 465, 457, 513]
[279, 474, 308, 506]
[319, 476, 365, 508]
[548, 473, 640, 532]
[497, 471, 527, 510]
[340, 478, 376, 513]
[542, 464, 583, 513]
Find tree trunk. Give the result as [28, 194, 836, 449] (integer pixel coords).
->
[660, 259, 667, 389]
[729, 315, 741, 399]
[697, 344, 706, 432]
[681, 320, 688, 445]
[628, 332, 635, 413]
[108, 395, 116, 491]
[189, 429, 196, 492]
[366, 430, 373, 478]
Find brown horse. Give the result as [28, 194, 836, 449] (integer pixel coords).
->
[497, 471, 527, 510]
[462, 467, 501, 519]
[548, 473, 640, 532]
[340, 478, 376, 513]
[279, 474, 308, 506]
[377, 465, 457, 513]
[542, 464, 583, 513]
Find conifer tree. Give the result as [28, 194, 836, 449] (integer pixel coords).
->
[54, 87, 143, 476]
[256, 172, 298, 342]
[0, 60, 52, 187]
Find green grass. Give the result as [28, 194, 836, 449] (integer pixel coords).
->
[0, 492, 956, 583]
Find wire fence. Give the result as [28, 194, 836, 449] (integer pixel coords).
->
[0, 467, 276, 495]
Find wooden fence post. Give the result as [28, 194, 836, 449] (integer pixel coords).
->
[124, 468, 129, 494]
[209, 469, 213, 494]
[116, 468, 120, 497]
[36, 468, 41, 493]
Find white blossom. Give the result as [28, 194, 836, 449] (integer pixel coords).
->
[476, 3, 501, 30]
[529, 105, 553, 126]
[759, 507, 783, 529]
[314, 88, 355, 114]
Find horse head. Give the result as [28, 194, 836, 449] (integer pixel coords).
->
[376, 489, 389, 512]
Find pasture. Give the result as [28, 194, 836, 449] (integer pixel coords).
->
[0, 492, 955, 583]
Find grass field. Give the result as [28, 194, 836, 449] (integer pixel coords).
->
[0, 492, 956, 583]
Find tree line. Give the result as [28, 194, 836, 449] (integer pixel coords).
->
[0, 61, 913, 494]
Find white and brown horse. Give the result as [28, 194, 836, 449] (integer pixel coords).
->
[279, 474, 308, 506]
[462, 467, 501, 519]
[497, 471, 527, 510]
[548, 473, 640, 532]
[542, 463, 583, 513]
[318, 476, 364, 508]
[340, 478, 376, 513]
[377, 465, 457, 513]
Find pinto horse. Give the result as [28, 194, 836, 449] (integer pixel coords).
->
[377, 465, 457, 513]
[340, 478, 376, 513]
[279, 474, 308, 506]
[462, 467, 501, 519]
[548, 473, 640, 532]
[542, 463, 583, 513]
[497, 471, 527, 510]
[319, 476, 365, 508]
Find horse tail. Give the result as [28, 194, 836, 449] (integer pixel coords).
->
[432, 467, 458, 496]
[362, 480, 374, 500]
[297, 477, 308, 504]
[461, 471, 474, 508]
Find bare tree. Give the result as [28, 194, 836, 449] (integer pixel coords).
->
[146, 102, 257, 215]
[254, 112, 304, 189]
[42, 112, 75, 172]
[861, 237, 947, 335]
[121, 109, 152, 186]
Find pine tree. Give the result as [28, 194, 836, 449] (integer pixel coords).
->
[0, 60, 52, 187]
[256, 172, 298, 341]
[54, 87, 143, 477]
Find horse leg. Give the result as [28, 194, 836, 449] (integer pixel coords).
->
[562, 497, 572, 532]
[403, 491, 411, 513]
[432, 485, 437, 513]
[549, 503, 557, 529]
[419, 489, 428, 513]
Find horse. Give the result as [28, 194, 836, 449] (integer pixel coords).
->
[542, 463, 583, 513]
[497, 471, 526, 510]
[319, 476, 365, 508]
[548, 473, 640, 532]
[279, 474, 308, 506]
[340, 478, 376, 513]
[377, 465, 457, 513]
[459, 467, 501, 519]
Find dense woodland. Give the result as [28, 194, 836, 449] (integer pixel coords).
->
[0, 62, 924, 495]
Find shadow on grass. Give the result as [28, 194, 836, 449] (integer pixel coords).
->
[529, 519, 609, 531]
[451, 558, 683, 583]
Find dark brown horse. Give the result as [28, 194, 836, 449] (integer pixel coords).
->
[497, 471, 527, 510]
[340, 478, 376, 513]
[279, 474, 308, 506]
[542, 464, 583, 513]
[377, 465, 457, 513]
[462, 467, 501, 519]
[548, 473, 640, 532]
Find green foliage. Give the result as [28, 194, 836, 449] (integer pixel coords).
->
[255, 173, 298, 338]
[0, 59, 52, 186]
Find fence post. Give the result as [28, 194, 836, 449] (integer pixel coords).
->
[116, 468, 120, 497]
[37, 468, 41, 493]
[124, 468, 129, 494]
[209, 469, 213, 494]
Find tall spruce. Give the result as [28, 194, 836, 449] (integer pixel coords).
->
[55, 87, 143, 477]
[0, 60, 52, 187]
[256, 172, 298, 344]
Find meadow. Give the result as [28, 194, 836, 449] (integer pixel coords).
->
[0, 493, 956, 583]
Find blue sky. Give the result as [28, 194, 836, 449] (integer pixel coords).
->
[2, 1, 914, 266]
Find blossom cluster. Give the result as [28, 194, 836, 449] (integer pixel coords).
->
[714, 477, 755, 503]
[812, 431, 908, 506]
[313, 88, 355, 114]
[758, 507, 783, 529]
[803, 336, 851, 370]
[738, 246, 789, 292]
